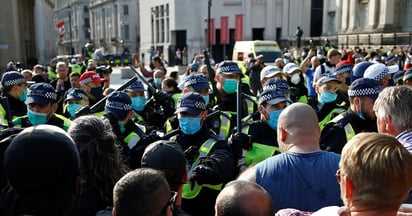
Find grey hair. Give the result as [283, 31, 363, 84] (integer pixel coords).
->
[374, 86, 412, 132]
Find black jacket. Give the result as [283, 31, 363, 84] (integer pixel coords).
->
[175, 126, 235, 216]
[2, 92, 26, 117]
[320, 109, 377, 154]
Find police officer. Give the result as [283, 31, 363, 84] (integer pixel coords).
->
[213, 61, 257, 130]
[312, 74, 349, 130]
[124, 80, 175, 131]
[79, 71, 107, 107]
[0, 71, 31, 125]
[283, 62, 308, 103]
[320, 78, 381, 153]
[172, 92, 235, 216]
[13, 83, 71, 131]
[229, 87, 287, 171]
[104, 91, 158, 169]
[63, 88, 89, 119]
[166, 73, 232, 140]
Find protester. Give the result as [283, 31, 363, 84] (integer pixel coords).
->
[215, 180, 274, 216]
[0, 125, 80, 215]
[239, 103, 342, 212]
[112, 168, 175, 216]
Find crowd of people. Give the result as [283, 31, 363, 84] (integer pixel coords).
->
[0, 44, 412, 216]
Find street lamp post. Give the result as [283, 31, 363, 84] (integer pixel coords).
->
[68, 8, 73, 55]
[207, 0, 212, 52]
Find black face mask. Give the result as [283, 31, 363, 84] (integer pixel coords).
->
[345, 77, 351, 86]
[90, 87, 103, 100]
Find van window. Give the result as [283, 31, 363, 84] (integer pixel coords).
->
[255, 51, 283, 63]
[237, 52, 244, 61]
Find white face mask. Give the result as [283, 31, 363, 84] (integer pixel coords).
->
[291, 73, 301, 85]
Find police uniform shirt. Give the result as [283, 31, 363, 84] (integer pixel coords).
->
[320, 109, 378, 154]
[2, 92, 27, 117]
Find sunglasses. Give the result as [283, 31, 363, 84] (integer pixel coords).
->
[160, 191, 178, 214]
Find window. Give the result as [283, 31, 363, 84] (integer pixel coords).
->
[84, 5, 89, 13]
[123, 5, 129, 16]
[124, 24, 130, 40]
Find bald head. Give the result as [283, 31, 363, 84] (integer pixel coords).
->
[279, 103, 318, 133]
[215, 180, 274, 216]
[277, 103, 320, 151]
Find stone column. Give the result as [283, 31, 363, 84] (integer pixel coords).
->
[367, 0, 379, 30]
[340, 0, 348, 32]
[377, 0, 395, 31]
[347, 0, 357, 31]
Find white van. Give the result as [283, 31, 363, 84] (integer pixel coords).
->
[232, 40, 283, 65]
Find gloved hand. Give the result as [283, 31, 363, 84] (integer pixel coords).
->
[154, 90, 171, 104]
[189, 157, 221, 189]
[139, 131, 161, 146]
[229, 132, 252, 151]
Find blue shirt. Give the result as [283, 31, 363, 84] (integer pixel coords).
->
[306, 68, 316, 97]
[396, 130, 412, 152]
[256, 151, 342, 212]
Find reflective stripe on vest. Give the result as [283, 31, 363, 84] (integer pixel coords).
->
[244, 95, 257, 115]
[182, 138, 222, 199]
[329, 113, 356, 142]
[124, 131, 141, 149]
[171, 93, 182, 109]
[218, 111, 231, 139]
[239, 125, 280, 167]
[0, 104, 7, 126]
[297, 95, 308, 104]
[319, 108, 346, 131]
[55, 114, 72, 131]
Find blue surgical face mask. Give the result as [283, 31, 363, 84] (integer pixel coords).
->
[267, 109, 283, 130]
[202, 95, 210, 105]
[283, 59, 289, 64]
[67, 103, 84, 118]
[317, 54, 324, 60]
[319, 91, 337, 104]
[179, 117, 201, 135]
[27, 109, 48, 125]
[118, 121, 126, 134]
[131, 96, 147, 112]
[19, 88, 28, 102]
[222, 78, 238, 94]
[154, 78, 162, 86]
[90, 87, 103, 99]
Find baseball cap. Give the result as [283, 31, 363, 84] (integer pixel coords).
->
[1, 71, 28, 87]
[259, 88, 288, 105]
[363, 63, 399, 82]
[283, 63, 302, 75]
[175, 92, 206, 116]
[4, 125, 80, 195]
[79, 71, 107, 85]
[262, 77, 291, 93]
[189, 63, 199, 70]
[104, 91, 132, 120]
[260, 66, 283, 81]
[348, 78, 382, 100]
[33, 64, 45, 71]
[256, 54, 264, 60]
[385, 55, 398, 64]
[333, 61, 352, 76]
[393, 70, 405, 83]
[25, 83, 58, 105]
[125, 80, 145, 92]
[216, 61, 241, 74]
[403, 68, 412, 81]
[64, 88, 89, 102]
[184, 74, 209, 91]
[141, 140, 186, 185]
[351, 61, 374, 82]
[317, 74, 341, 85]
